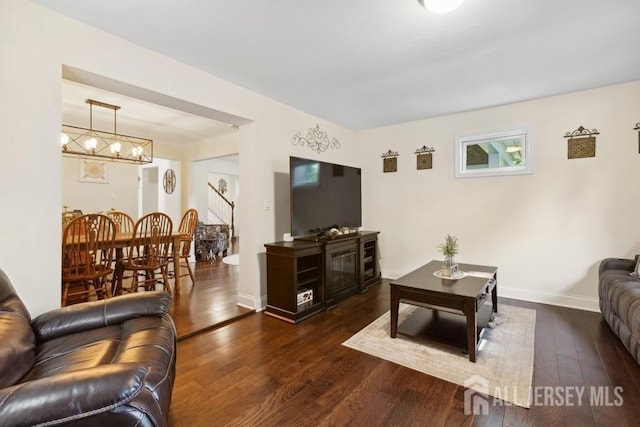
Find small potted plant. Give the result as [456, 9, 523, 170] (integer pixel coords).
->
[437, 234, 459, 277]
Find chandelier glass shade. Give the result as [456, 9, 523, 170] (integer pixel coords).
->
[61, 99, 153, 165]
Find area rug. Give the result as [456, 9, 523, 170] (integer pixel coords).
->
[222, 253, 239, 266]
[342, 304, 536, 408]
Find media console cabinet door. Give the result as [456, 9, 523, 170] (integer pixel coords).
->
[325, 240, 359, 308]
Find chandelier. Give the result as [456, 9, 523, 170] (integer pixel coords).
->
[61, 99, 153, 164]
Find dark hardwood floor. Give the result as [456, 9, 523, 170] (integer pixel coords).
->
[169, 240, 254, 340]
[168, 280, 640, 427]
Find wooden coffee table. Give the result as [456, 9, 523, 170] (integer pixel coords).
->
[389, 260, 498, 362]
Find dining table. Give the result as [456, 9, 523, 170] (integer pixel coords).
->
[111, 231, 189, 295]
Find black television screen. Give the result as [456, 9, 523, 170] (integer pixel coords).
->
[290, 156, 362, 237]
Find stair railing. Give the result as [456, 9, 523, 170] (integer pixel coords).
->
[207, 182, 235, 239]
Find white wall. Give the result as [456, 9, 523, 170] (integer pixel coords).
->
[62, 147, 189, 224]
[61, 157, 138, 214]
[360, 81, 640, 311]
[0, 0, 357, 315]
[139, 157, 182, 225]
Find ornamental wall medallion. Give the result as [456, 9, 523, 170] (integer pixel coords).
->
[218, 178, 228, 194]
[163, 168, 176, 194]
[292, 124, 341, 153]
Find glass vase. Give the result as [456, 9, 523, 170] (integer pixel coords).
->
[442, 256, 457, 277]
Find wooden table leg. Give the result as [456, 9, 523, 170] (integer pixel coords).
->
[113, 247, 124, 295]
[390, 285, 399, 338]
[173, 237, 181, 293]
[491, 274, 498, 313]
[464, 299, 477, 362]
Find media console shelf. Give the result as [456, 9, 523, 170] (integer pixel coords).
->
[264, 231, 381, 323]
[360, 233, 380, 292]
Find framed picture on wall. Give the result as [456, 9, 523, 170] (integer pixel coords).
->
[79, 160, 108, 183]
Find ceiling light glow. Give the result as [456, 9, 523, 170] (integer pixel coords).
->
[421, 0, 465, 14]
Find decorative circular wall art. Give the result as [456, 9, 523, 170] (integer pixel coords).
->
[163, 168, 176, 194]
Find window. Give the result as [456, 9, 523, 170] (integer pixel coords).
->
[455, 125, 532, 178]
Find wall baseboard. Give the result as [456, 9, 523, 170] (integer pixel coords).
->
[499, 286, 600, 313]
[382, 270, 600, 313]
[238, 292, 265, 311]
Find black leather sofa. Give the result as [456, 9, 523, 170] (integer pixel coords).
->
[599, 256, 640, 364]
[0, 268, 176, 426]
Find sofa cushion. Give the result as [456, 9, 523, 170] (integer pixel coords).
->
[601, 274, 640, 325]
[0, 270, 36, 388]
[0, 267, 176, 427]
[599, 258, 640, 364]
[21, 314, 176, 424]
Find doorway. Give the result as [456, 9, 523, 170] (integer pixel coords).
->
[141, 166, 159, 214]
[61, 71, 252, 338]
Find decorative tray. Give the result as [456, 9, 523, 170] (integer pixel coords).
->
[433, 269, 466, 280]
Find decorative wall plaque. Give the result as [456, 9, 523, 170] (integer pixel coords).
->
[564, 126, 599, 159]
[383, 157, 397, 173]
[381, 150, 399, 173]
[568, 137, 596, 159]
[417, 153, 432, 169]
[79, 160, 108, 183]
[414, 145, 435, 170]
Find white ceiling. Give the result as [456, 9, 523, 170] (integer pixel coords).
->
[62, 81, 237, 146]
[35, 0, 640, 130]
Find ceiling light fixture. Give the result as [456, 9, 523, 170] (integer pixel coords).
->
[420, 0, 465, 14]
[61, 99, 153, 164]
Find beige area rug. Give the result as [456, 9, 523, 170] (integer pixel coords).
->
[222, 253, 239, 266]
[342, 304, 536, 408]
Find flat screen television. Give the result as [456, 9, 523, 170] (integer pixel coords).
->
[290, 156, 362, 238]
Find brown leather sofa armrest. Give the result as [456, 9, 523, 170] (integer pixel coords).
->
[31, 291, 172, 343]
[599, 257, 637, 276]
[0, 363, 148, 427]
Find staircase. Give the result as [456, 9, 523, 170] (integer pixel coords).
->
[207, 181, 235, 239]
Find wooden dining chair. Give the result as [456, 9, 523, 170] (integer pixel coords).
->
[121, 212, 173, 295]
[168, 208, 199, 285]
[61, 214, 116, 306]
[107, 210, 135, 291]
[108, 210, 135, 234]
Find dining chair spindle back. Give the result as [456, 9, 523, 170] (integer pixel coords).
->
[108, 210, 135, 234]
[121, 212, 173, 294]
[169, 208, 199, 285]
[61, 214, 116, 306]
